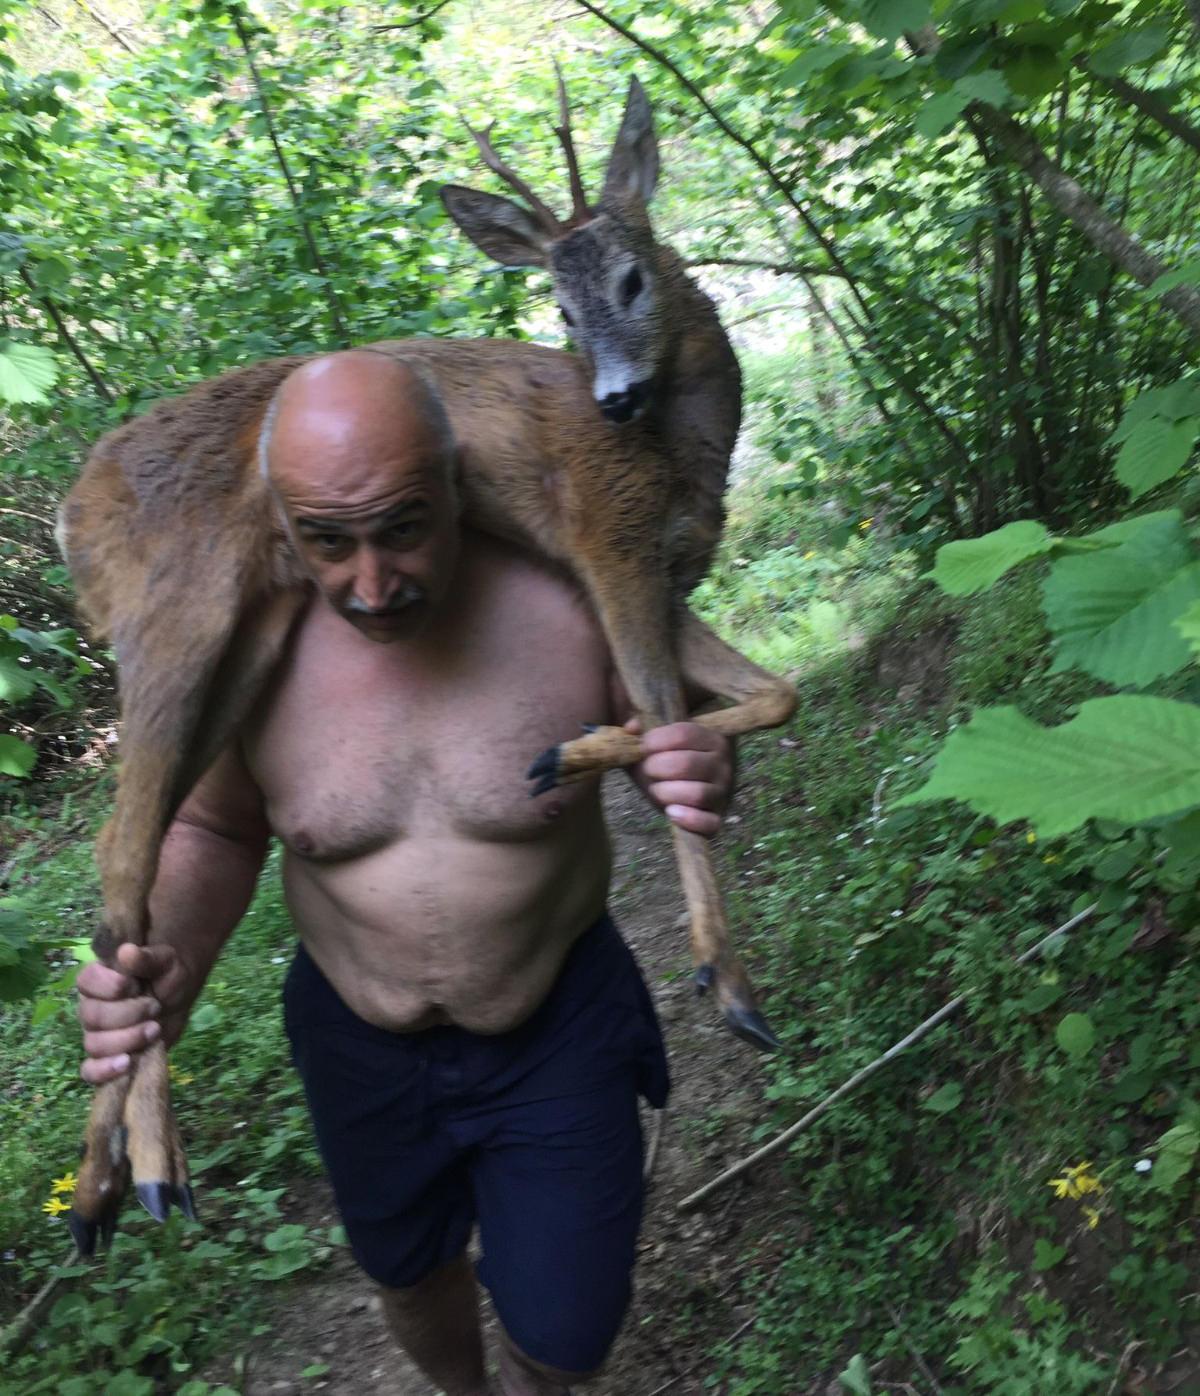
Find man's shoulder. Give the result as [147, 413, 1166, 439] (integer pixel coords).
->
[464, 530, 597, 622]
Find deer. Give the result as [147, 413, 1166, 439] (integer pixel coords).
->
[57, 74, 797, 1256]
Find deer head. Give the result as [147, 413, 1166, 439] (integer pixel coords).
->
[441, 74, 667, 425]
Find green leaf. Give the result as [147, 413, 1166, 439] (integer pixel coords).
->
[900, 696, 1200, 836]
[1143, 258, 1200, 298]
[930, 520, 1056, 595]
[839, 1353, 873, 1396]
[916, 88, 971, 139]
[0, 341, 58, 405]
[0, 654, 36, 702]
[1043, 520, 1200, 687]
[1032, 1238, 1066, 1270]
[1090, 23, 1171, 76]
[923, 1081, 963, 1114]
[0, 732, 35, 777]
[1152, 1123, 1200, 1192]
[956, 70, 1012, 106]
[1055, 1012, 1095, 1058]
[1113, 416, 1200, 499]
[1111, 381, 1200, 441]
[860, 0, 931, 42]
[1175, 599, 1200, 654]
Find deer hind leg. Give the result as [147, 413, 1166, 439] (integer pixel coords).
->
[559, 567, 780, 1053]
[527, 608, 796, 789]
[69, 585, 307, 1255]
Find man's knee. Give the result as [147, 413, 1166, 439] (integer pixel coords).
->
[499, 1323, 603, 1390]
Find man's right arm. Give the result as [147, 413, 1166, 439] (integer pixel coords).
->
[77, 741, 270, 1084]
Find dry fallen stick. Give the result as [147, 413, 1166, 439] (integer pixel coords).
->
[678, 903, 1099, 1213]
[0, 1247, 79, 1358]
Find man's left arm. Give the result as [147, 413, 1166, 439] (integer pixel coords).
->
[608, 671, 735, 837]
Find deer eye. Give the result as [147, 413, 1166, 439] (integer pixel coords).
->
[621, 266, 644, 303]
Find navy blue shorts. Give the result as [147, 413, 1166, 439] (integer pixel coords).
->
[283, 913, 669, 1373]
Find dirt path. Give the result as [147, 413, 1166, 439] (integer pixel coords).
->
[236, 776, 783, 1395]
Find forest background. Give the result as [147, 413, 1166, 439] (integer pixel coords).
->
[3, 0, 1200, 1391]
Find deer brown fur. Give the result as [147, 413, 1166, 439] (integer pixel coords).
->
[59, 77, 796, 1252]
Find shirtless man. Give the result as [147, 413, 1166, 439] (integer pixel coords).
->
[75, 351, 733, 1396]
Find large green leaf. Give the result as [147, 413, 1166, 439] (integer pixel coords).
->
[930, 520, 1057, 596]
[0, 655, 36, 703]
[900, 697, 1200, 836]
[0, 733, 35, 777]
[860, 0, 931, 42]
[1042, 515, 1200, 687]
[0, 341, 57, 405]
[1090, 22, 1171, 76]
[1113, 415, 1200, 499]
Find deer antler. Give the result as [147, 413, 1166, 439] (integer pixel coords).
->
[463, 119, 563, 236]
[553, 61, 590, 226]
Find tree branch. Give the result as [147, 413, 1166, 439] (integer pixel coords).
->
[70, 0, 137, 54]
[908, 26, 1200, 341]
[1075, 57, 1200, 156]
[16, 267, 115, 405]
[230, 8, 350, 346]
[371, 0, 454, 30]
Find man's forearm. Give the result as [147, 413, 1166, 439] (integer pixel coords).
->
[145, 820, 267, 1037]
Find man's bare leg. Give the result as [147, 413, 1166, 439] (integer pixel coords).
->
[496, 1323, 590, 1396]
[379, 1253, 490, 1396]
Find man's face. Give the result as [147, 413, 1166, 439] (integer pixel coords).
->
[280, 434, 460, 644]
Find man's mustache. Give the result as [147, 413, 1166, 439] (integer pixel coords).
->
[345, 582, 427, 617]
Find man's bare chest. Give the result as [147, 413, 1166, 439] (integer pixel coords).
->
[242, 559, 613, 858]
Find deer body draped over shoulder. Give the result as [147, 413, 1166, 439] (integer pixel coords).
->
[59, 76, 796, 1253]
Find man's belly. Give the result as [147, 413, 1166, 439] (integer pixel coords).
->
[283, 811, 612, 1033]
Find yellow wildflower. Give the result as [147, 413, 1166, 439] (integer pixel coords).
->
[858, 518, 873, 531]
[1042, 854, 1059, 864]
[803, 551, 816, 560]
[1026, 831, 1037, 844]
[168, 1064, 194, 1086]
[42, 1197, 71, 1217]
[50, 1172, 77, 1196]
[1048, 1160, 1104, 1205]
[1083, 1206, 1101, 1230]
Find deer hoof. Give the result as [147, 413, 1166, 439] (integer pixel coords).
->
[723, 1004, 782, 1053]
[66, 1208, 99, 1257]
[526, 745, 562, 795]
[133, 1181, 197, 1223]
[693, 963, 716, 994]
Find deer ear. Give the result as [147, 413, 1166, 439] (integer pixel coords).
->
[602, 77, 659, 207]
[440, 186, 551, 267]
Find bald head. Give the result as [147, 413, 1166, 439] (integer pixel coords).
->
[261, 351, 462, 641]
[262, 350, 457, 507]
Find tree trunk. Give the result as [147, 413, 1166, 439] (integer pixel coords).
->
[1075, 58, 1200, 156]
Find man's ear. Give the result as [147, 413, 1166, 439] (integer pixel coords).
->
[440, 185, 553, 267]
[601, 77, 659, 208]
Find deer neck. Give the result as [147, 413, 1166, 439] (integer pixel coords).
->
[651, 252, 741, 585]
[654, 252, 741, 474]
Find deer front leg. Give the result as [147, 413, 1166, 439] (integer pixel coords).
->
[527, 608, 796, 788]
[565, 569, 780, 1052]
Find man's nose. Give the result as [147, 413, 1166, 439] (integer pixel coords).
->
[352, 549, 392, 610]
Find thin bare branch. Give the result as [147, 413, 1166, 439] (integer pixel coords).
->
[464, 120, 563, 234]
[230, 8, 350, 346]
[16, 266, 115, 406]
[70, 0, 137, 54]
[678, 903, 1099, 1212]
[553, 60, 590, 223]
[371, 0, 454, 30]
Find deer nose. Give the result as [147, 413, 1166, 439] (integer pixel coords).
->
[599, 379, 651, 424]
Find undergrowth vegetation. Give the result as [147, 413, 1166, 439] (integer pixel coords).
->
[699, 491, 1200, 1392]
